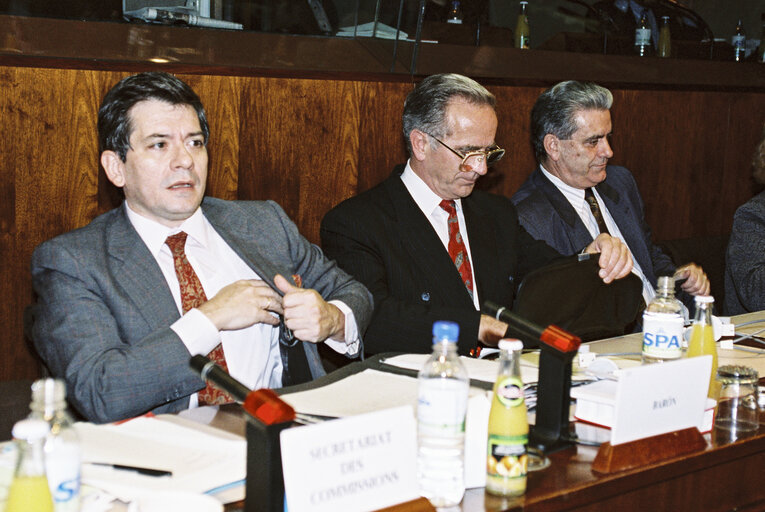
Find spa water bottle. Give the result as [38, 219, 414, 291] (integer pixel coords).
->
[417, 321, 469, 507]
[28, 379, 81, 512]
[642, 276, 684, 364]
[732, 20, 746, 62]
[635, 10, 653, 57]
[5, 419, 54, 512]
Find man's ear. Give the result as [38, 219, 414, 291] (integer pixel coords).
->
[543, 133, 560, 162]
[101, 151, 126, 188]
[409, 130, 430, 162]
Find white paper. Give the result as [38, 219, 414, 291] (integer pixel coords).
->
[75, 415, 245, 503]
[280, 406, 419, 512]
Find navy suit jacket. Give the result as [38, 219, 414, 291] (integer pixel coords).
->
[28, 197, 372, 423]
[320, 166, 561, 356]
[511, 165, 679, 305]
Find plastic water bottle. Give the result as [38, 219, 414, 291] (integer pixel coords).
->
[634, 10, 653, 57]
[416, 321, 469, 508]
[732, 20, 746, 62]
[29, 379, 81, 512]
[641, 276, 684, 364]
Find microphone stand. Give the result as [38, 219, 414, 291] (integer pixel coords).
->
[190, 355, 295, 512]
[483, 301, 581, 453]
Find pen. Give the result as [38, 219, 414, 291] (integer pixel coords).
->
[88, 462, 172, 477]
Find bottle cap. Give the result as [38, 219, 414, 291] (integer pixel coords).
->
[657, 275, 675, 292]
[694, 295, 714, 304]
[662, 15, 669, 21]
[31, 378, 67, 408]
[498, 339, 523, 352]
[519, 1, 528, 5]
[12, 419, 51, 441]
[432, 321, 459, 343]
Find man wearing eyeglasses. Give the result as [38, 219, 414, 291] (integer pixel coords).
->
[320, 74, 632, 356]
[511, 81, 709, 312]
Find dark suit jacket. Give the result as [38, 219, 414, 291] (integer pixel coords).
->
[511, 165, 681, 306]
[27, 197, 372, 423]
[725, 190, 765, 315]
[320, 166, 561, 356]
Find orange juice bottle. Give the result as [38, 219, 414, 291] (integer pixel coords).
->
[686, 295, 718, 398]
[486, 339, 528, 497]
[5, 419, 54, 512]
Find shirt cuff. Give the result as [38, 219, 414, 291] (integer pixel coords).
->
[324, 300, 360, 356]
[170, 308, 221, 356]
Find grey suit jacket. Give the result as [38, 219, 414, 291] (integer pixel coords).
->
[27, 197, 372, 423]
[725, 190, 765, 315]
[511, 165, 681, 306]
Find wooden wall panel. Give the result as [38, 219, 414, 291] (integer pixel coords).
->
[0, 65, 762, 383]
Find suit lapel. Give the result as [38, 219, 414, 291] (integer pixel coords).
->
[105, 207, 181, 330]
[384, 173, 475, 308]
[533, 170, 594, 251]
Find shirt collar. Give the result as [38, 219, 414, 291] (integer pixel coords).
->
[401, 160, 464, 217]
[124, 202, 209, 257]
[540, 164, 588, 206]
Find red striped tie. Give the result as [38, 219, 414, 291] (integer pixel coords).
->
[439, 200, 474, 299]
[165, 232, 232, 405]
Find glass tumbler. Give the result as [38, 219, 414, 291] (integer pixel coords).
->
[714, 365, 760, 439]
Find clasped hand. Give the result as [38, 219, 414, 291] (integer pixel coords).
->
[585, 233, 634, 283]
[197, 274, 344, 343]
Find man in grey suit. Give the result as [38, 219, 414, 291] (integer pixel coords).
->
[511, 80, 709, 311]
[27, 72, 372, 423]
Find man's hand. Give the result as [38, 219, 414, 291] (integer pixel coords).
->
[274, 274, 345, 343]
[674, 263, 710, 296]
[198, 280, 282, 331]
[584, 233, 634, 283]
[478, 314, 509, 347]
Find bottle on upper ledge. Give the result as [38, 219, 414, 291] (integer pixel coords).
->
[658, 15, 671, 58]
[446, 0, 463, 25]
[732, 19, 746, 62]
[634, 9, 653, 57]
[515, 1, 530, 49]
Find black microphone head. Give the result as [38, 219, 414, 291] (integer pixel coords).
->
[189, 354, 211, 375]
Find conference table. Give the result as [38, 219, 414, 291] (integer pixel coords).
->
[203, 311, 765, 512]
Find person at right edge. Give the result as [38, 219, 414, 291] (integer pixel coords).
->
[511, 80, 709, 314]
[725, 123, 765, 315]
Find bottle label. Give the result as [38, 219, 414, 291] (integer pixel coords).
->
[731, 34, 745, 49]
[487, 434, 528, 479]
[635, 28, 651, 45]
[642, 312, 684, 359]
[417, 379, 468, 436]
[494, 377, 524, 408]
[45, 443, 81, 512]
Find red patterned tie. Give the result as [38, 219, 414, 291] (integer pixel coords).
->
[165, 232, 232, 405]
[439, 200, 474, 299]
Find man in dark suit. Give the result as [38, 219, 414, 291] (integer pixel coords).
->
[27, 72, 372, 423]
[320, 73, 632, 357]
[511, 80, 708, 311]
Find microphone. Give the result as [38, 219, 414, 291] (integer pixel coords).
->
[189, 355, 295, 425]
[483, 301, 580, 354]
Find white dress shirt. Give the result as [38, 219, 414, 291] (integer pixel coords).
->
[125, 202, 359, 408]
[400, 161, 480, 310]
[540, 166, 655, 305]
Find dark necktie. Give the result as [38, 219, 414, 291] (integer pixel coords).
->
[439, 199, 474, 299]
[584, 188, 611, 236]
[165, 232, 232, 405]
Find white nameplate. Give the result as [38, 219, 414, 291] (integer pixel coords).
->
[611, 356, 712, 445]
[280, 406, 419, 512]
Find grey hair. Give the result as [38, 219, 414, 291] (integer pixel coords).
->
[530, 81, 613, 162]
[402, 73, 496, 157]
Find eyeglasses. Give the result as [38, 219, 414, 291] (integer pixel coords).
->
[426, 133, 505, 172]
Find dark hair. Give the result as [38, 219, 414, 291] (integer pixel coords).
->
[97, 72, 209, 161]
[530, 81, 613, 162]
[402, 73, 496, 157]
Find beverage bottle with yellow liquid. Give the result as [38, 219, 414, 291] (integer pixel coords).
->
[658, 15, 671, 58]
[486, 339, 528, 497]
[686, 295, 719, 398]
[5, 419, 55, 512]
[515, 1, 530, 49]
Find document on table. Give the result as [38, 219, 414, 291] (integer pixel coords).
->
[75, 415, 246, 504]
